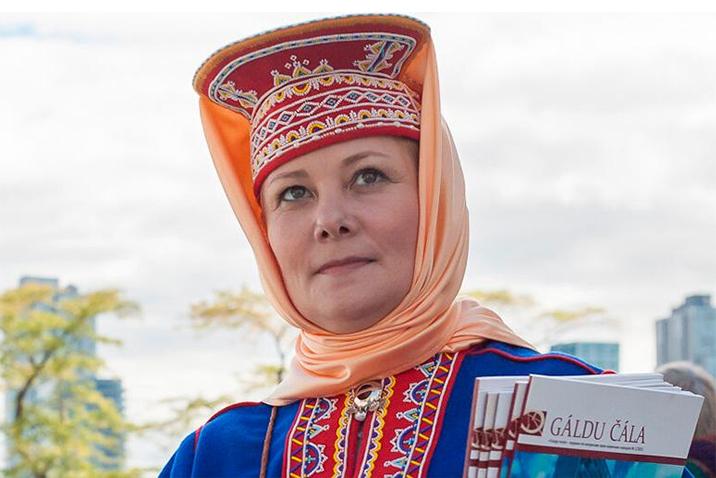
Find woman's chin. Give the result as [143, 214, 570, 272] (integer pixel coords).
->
[310, 266, 381, 299]
[303, 295, 394, 334]
[295, 265, 411, 333]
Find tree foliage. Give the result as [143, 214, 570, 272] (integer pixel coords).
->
[190, 286, 295, 385]
[0, 282, 142, 478]
[150, 286, 296, 445]
[463, 288, 615, 350]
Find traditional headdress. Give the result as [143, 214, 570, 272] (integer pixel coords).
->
[193, 15, 532, 405]
[193, 15, 425, 197]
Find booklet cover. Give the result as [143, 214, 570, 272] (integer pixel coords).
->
[498, 380, 528, 478]
[497, 373, 681, 478]
[506, 375, 703, 478]
[487, 391, 512, 478]
[465, 377, 526, 478]
[466, 373, 703, 478]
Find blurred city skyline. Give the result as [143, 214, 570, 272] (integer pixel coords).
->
[1, 12, 715, 471]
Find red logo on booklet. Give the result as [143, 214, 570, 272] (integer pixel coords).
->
[520, 410, 547, 436]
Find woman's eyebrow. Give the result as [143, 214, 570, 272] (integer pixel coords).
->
[266, 169, 308, 187]
[342, 150, 389, 167]
[267, 150, 388, 188]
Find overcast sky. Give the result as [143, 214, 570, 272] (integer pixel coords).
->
[1, 12, 715, 471]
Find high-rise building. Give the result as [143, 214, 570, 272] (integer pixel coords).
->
[549, 342, 620, 371]
[92, 378, 126, 469]
[655, 294, 716, 377]
[5, 276, 126, 471]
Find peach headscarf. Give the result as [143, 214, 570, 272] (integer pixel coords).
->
[198, 24, 532, 406]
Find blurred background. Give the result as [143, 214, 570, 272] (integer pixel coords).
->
[1, 11, 714, 476]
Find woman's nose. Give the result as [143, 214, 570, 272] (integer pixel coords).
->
[313, 196, 357, 241]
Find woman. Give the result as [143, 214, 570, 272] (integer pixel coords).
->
[160, 14, 603, 477]
[658, 362, 716, 478]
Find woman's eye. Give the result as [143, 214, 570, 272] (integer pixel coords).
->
[279, 186, 309, 203]
[354, 169, 386, 186]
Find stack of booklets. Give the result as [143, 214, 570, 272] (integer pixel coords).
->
[463, 373, 704, 478]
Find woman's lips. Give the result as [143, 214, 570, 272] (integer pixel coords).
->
[316, 257, 375, 275]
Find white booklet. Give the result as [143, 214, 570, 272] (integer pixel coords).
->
[464, 377, 526, 478]
[464, 373, 703, 478]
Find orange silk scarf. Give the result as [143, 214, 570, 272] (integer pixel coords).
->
[198, 36, 533, 406]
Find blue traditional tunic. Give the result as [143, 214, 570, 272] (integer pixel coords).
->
[159, 341, 692, 478]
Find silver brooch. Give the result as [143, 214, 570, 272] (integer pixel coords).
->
[346, 380, 386, 422]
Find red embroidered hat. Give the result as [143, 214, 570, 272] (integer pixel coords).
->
[193, 14, 430, 197]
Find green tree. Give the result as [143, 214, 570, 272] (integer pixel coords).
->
[147, 286, 296, 443]
[190, 286, 295, 385]
[0, 282, 142, 478]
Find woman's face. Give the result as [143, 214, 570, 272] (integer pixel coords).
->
[260, 136, 419, 334]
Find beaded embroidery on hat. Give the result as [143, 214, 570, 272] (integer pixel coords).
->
[193, 15, 428, 195]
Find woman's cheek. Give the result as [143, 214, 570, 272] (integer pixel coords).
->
[271, 213, 309, 275]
